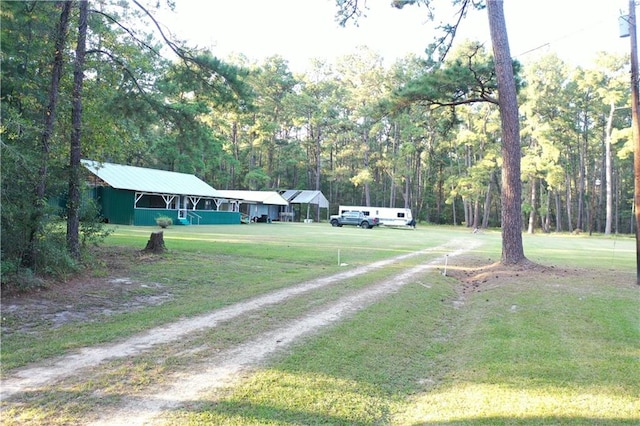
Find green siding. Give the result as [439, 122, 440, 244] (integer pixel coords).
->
[97, 187, 135, 225]
[134, 209, 240, 225]
[134, 209, 177, 226]
[94, 187, 240, 226]
[184, 211, 240, 225]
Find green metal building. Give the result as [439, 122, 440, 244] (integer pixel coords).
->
[82, 159, 240, 226]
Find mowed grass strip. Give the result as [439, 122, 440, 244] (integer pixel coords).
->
[1, 223, 451, 371]
[394, 269, 639, 425]
[164, 271, 458, 425]
[2, 224, 638, 425]
[1, 248, 447, 424]
[160, 229, 639, 425]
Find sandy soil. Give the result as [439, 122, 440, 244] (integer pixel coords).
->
[1, 239, 480, 424]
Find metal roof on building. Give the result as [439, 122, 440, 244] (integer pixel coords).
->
[282, 190, 329, 208]
[216, 190, 289, 206]
[82, 159, 221, 198]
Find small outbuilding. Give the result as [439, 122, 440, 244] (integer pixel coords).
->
[280, 190, 330, 222]
[82, 159, 240, 226]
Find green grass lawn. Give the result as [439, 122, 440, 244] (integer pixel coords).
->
[2, 223, 638, 425]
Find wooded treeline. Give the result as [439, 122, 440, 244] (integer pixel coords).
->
[1, 1, 634, 283]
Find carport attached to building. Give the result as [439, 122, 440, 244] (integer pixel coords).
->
[281, 190, 329, 222]
[216, 190, 289, 222]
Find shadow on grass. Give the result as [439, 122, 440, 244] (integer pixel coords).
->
[174, 395, 639, 425]
[174, 399, 379, 425]
[410, 417, 640, 425]
[236, 271, 640, 425]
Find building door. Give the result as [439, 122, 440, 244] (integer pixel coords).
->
[178, 195, 187, 219]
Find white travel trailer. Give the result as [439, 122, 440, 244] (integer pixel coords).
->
[338, 205, 415, 227]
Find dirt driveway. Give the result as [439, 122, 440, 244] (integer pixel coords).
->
[1, 239, 480, 424]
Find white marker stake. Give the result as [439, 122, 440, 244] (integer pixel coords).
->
[443, 254, 448, 276]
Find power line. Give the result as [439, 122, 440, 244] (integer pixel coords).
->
[514, 17, 610, 60]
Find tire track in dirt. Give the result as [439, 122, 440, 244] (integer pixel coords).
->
[1, 239, 478, 405]
[89, 240, 479, 425]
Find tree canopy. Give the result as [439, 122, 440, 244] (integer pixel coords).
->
[0, 0, 634, 286]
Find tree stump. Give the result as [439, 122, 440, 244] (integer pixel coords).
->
[143, 231, 166, 254]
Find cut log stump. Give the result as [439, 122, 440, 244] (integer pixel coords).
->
[143, 231, 166, 254]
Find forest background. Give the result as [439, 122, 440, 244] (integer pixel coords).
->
[0, 0, 635, 286]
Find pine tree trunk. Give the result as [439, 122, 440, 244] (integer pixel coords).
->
[555, 191, 562, 232]
[38, 1, 71, 201]
[463, 199, 470, 227]
[28, 1, 72, 268]
[472, 199, 480, 229]
[487, 0, 526, 264]
[565, 172, 574, 232]
[542, 181, 551, 233]
[451, 196, 457, 226]
[528, 177, 537, 234]
[604, 100, 615, 235]
[67, 0, 87, 260]
[481, 171, 494, 229]
[577, 114, 588, 230]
